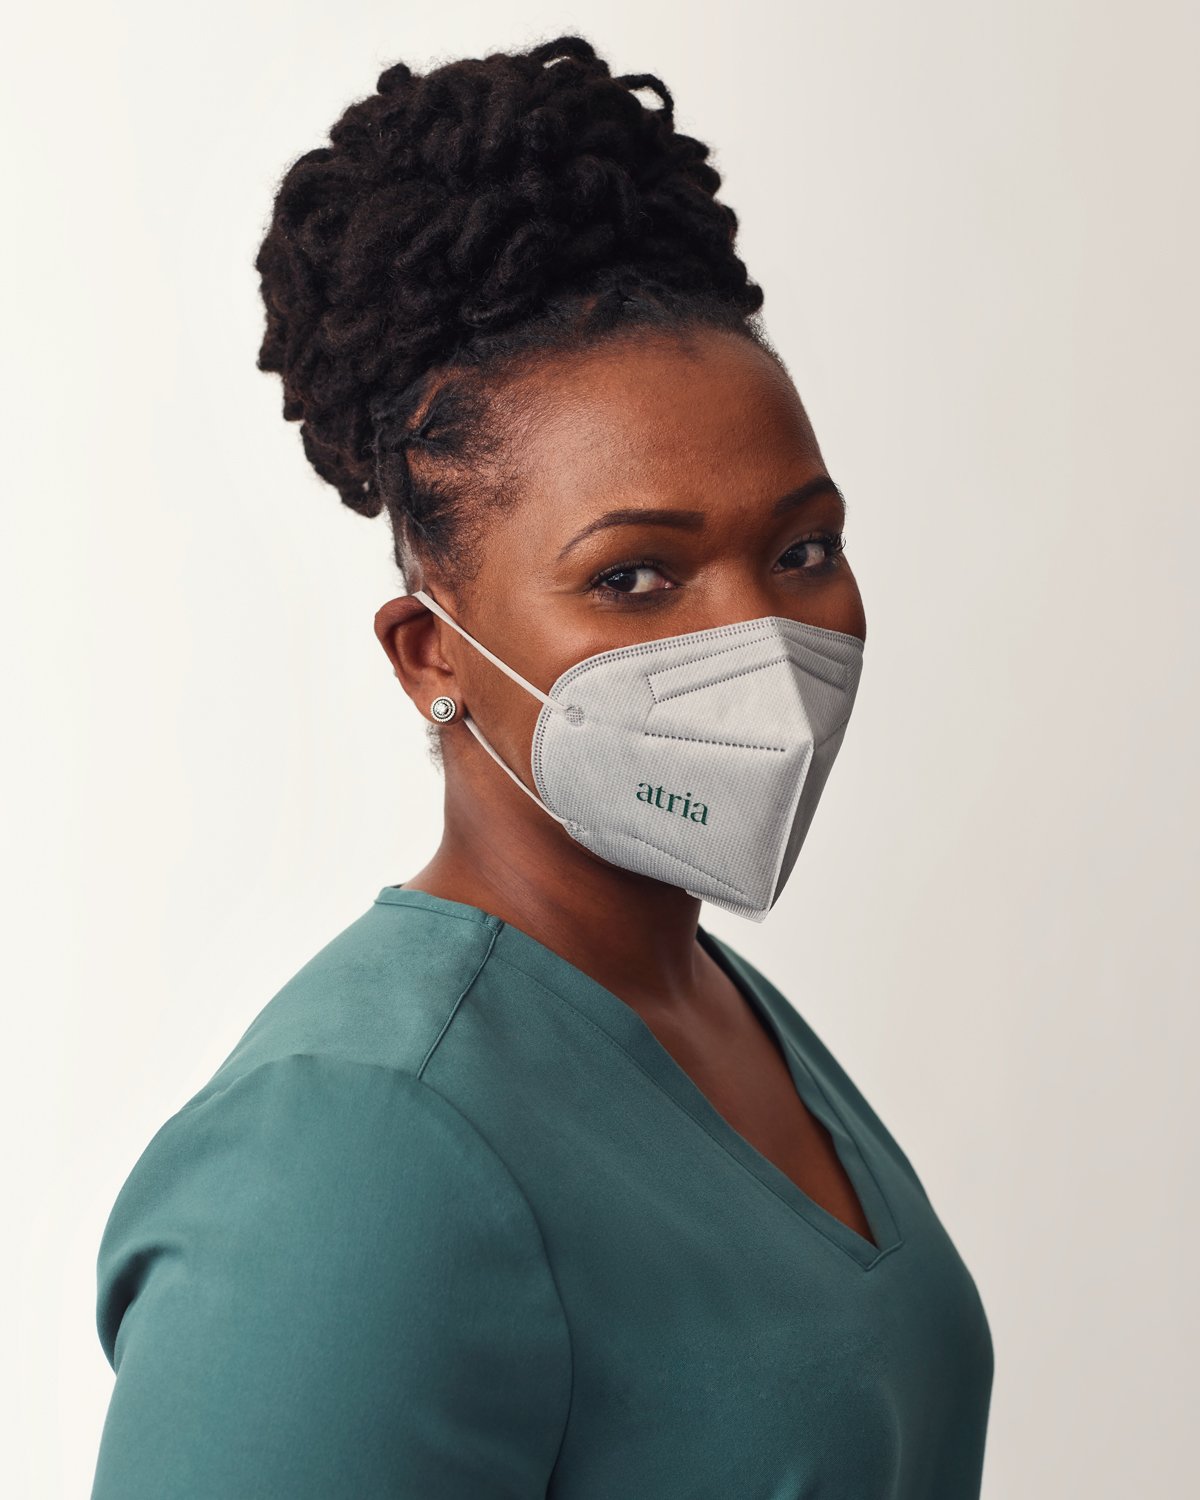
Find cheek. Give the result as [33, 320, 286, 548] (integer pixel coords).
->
[454, 637, 551, 764]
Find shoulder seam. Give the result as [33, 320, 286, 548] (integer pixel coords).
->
[323, 1055, 578, 1477]
[245, 1050, 575, 1471]
[372, 893, 503, 932]
[406, 1069, 575, 1471]
[415, 918, 503, 1080]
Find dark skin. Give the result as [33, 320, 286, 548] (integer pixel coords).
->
[374, 326, 874, 1245]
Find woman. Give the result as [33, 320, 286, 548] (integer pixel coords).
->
[90, 33, 994, 1499]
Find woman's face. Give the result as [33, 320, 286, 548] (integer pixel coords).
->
[387, 324, 866, 780]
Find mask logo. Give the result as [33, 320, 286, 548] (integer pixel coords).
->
[636, 782, 710, 825]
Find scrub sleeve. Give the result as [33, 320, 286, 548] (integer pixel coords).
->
[91, 1057, 570, 1497]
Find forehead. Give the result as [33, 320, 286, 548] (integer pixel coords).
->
[493, 328, 819, 516]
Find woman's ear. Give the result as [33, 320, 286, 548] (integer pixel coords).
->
[373, 595, 458, 714]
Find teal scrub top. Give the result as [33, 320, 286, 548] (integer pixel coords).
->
[91, 885, 994, 1498]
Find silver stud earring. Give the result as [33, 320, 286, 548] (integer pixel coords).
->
[429, 695, 458, 723]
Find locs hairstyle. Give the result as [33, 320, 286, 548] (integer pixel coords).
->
[254, 34, 778, 758]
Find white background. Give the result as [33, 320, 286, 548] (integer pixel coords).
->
[5, 2, 1197, 1494]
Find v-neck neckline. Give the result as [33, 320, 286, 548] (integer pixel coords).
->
[375, 884, 904, 1272]
[691, 925, 903, 1270]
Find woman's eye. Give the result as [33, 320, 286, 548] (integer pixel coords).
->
[780, 531, 847, 572]
[589, 561, 671, 599]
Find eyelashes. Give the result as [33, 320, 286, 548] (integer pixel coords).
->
[784, 530, 847, 570]
[588, 530, 848, 602]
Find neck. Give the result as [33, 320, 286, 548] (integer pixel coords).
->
[403, 743, 717, 1021]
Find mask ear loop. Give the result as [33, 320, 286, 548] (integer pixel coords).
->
[410, 588, 585, 833]
[411, 588, 584, 722]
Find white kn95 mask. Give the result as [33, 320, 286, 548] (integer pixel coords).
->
[412, 587, 864, 923]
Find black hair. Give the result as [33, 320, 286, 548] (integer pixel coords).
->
[254, 32, 776, 602]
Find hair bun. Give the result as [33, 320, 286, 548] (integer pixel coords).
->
[255, 31, 765, 552]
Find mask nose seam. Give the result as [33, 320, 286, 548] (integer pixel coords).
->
[643, 731, 789, 753]
[648, 651, 852, 705]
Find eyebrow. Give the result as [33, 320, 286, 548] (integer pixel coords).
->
[554, 475, 848, 562]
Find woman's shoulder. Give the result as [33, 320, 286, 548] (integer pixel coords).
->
[207, 886, 504, 1093]
[94, 890, 549, 1368]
